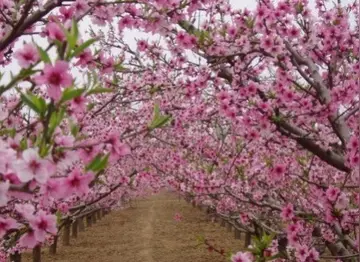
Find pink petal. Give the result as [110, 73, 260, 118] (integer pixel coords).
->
[54, 61, 69, 72]
[22, 148, 38, 162]
[47, 85, 62, 101]
[19, 231, 37, 249]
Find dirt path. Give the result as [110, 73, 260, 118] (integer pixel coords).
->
[24, 192, 243, 262]
[138, 200, 155, 262]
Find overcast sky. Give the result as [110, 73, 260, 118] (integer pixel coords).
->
[230, 0, 258, 9]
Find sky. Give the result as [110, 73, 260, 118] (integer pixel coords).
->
[230, 0, 258, 9]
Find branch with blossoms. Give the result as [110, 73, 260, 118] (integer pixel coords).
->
[0, 0, 359, 261]
[0, 0, 186, 253]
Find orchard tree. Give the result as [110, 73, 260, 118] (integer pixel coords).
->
[98, 0, 360, 260]
[0, 0, 182, 258]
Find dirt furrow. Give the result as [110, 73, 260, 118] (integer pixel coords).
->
[24, 192, 243, 262]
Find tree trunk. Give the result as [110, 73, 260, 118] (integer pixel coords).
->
[63, 223, 71, 246]
[234, 229, 241, 240]
[326, 242, 353, 262]
[78, 217, 85, 232]
[220, 219, 226, 227]
[244, 232, 252, 248]
[72, 220, 78, 238]
[32, 245, 41, 262]
[49, 235, 58, 255]
[9, 252, 21, 262]
[226, 221, 232, 232]
[86, 215, 92, 227]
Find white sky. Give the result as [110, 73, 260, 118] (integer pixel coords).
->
[230, 0, 258, 9]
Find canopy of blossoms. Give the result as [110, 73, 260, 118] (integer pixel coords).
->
[0, 0, 359, 261]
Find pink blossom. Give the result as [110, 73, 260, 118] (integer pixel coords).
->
[8, 134, 21, 150]
[288, 27, 300, 38]
[247, 129, 259, 141]
[91, 6, 114, 26]
[70, 95, 87, 113]
[29, 210, 57, 242]
[307, 248, 320, 261]
[72, 0, 89, 16]
[0, 0, 13, 9]
[335, 193, 349, 210]
[99, 53, 115, 74]
[13, 148, 50, 184]
[14, 44, 39, 68]
[137, 40, 148, 51]
[173, 212, 182, 222]
[58, 203, 69, 213]
[39, 178, 66, 199]
[349, 152, 359, 168]
[45, 22, 65, 42]
[54, 135, 75, 147]
[16, 203, 35, 221]
[231, 251, 253, 262]
[260, 36, 274, 52]
[0, 217, 17, 238]
[348, 135, 359, 150]
[227, 26, 237, 37]
[326, 186, 340, 202]
[287, 223, 301, 235]
[288, 232, 300, 246]
[0, 180, 9, 206]
[176, 32, 196, 48]
[59, 6, 75, 23]
[217, 91, 231, 102]
[56, 150, 79, 172]
[295, 245, 309, 262]
[75, 48, 94, 68]
[118, 16, 135, 31]
[0, 143, 17, 174]
[272, 163, 286, 180]
[19, 230, 37, 249]
[281, 203, 294, 221]
[106, 133, 131, 161]
[325, 208, 336, 224]
[4, 173, 21, 185]
[34, 61, 73, 101]
[64, 168, 94, 196]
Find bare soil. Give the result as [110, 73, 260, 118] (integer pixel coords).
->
[24, 192, 243, 262]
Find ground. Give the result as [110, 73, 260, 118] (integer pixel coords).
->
[24, 191, 244, 262]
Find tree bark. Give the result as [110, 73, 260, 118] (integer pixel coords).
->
[226, 221, 232, 232]
[86, 215, 92, 227]
[63, 222, 71, 246]
[49, 235, 58, 255]
[244, 232, 252, 248]
[9, 252, 21, 262]
[32, 245, 41, 262]
[234, 229, 241, 240]
[78, 217, 85, 232]
[72, 220, 78, 238]
[220, 218, 226, 227]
